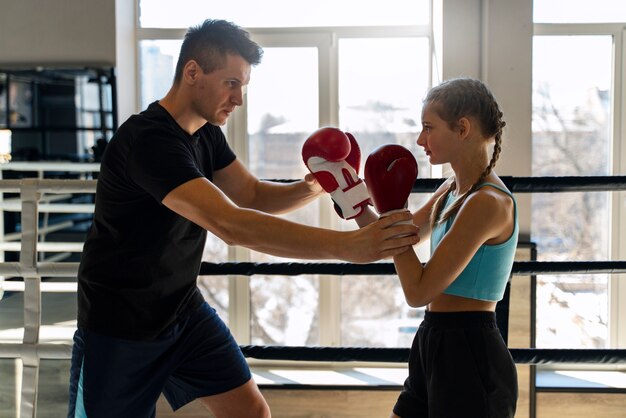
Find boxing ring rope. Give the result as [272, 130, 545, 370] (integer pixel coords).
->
[0, 175, 624, 366]
[236, 345, 626, 365]
[198, 261, 626, 276]
[194, 260, 626, 364]
[0, 176, 625, 417]
[410, 175, 626, 192]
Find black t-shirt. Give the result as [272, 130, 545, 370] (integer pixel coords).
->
[77, 101, 236, 340]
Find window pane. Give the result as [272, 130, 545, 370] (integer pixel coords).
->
[246, 46, 319, 229]
[36, 359, 70, 417]
[532, 35, 611, 348]
[250, 276, 320, 346]
[198, 237, 230, 324]
[140, 0, 429, 28]
[338, 37, 430, 347]
[139, 40, 180, 109]
[534, 0, 626, 23]
[341, 275, 425, 347]
[247, 47, 321, 345]
[40, 281, 77, 343]
[0, 73, 6, 128]
[247, 47, 318, 179]
[0, 359, 17, 415]
[0, 288, 24, 342]
[338, 37, 429, 159]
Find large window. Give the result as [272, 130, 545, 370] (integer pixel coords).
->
[139, 0, 429, 28]
[534, 0, 626, 23]
[533, 1, 625, 350]
[137, 0, 433, 347]
[135, 0, 626, 351]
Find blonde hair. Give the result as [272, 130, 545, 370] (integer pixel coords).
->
[428, 78, 506, 229]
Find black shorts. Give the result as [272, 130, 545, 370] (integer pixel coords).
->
[67, 302, 251, 418]
[393, 311, 518, 418]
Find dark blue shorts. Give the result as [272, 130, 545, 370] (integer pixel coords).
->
[393, 311, 518, 418]
[67, 302, 251, 418]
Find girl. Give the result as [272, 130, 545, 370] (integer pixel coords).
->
[389, 77, 519, 417]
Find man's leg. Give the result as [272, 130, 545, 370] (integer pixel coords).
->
[199, 379, 270, 418]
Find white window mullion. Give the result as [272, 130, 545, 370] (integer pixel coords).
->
[317, 32, 342, 346]
[226, 95, 252, 344]
[612, 28, 626, 349]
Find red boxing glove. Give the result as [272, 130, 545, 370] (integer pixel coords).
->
[302, 127, 371, 219]
[364, 144, 418, 216]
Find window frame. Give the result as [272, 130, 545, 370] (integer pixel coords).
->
[131, 1, 626, 354]
[533, 22, 626, 355]
[236, 26, 432, 346]
[135, 8, 433, 347]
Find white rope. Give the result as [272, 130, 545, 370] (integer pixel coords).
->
[0, 179, 97, 193]
[0, 343, 73, 359]
[0, 201, 95, 213]
[0, 262, 80, 276]
[0, 178, 96, 418]
[1, 281, 77, 292]
[3, 220, 75, 241]
[0, 242, 84, 252]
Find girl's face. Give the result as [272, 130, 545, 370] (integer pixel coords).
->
[417, 104, 461, 165]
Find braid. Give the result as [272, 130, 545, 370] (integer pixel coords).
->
[429, 180, 455, 229]
[428, 78, 506, 228]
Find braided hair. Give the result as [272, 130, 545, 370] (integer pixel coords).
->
[428, 78, 506, 229]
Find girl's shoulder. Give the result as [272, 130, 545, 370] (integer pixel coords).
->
[464, 179, 514, 213]
[475, 174, 513, 198]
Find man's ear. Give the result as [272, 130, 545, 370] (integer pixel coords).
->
[183, 60, 200, 84]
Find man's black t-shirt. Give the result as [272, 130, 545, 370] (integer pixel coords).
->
[77, 102, 236, 340]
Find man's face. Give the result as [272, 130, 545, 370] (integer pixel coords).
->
[192, 53, 251, 126]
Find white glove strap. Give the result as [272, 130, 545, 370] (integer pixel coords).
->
[307, 157, 370, 218]
[330, 180, 370, 219]
[307, 157, 354, 190]
[379, 208, 413, 237]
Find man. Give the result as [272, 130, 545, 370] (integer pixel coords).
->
[68, 19, 418, 418]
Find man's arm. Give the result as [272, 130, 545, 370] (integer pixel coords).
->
[162, 176, 419, 263]
[212, 158, 323, 215]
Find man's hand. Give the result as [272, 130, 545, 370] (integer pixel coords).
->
[341, 210, 419, 263]
[304, 172, 324, 195]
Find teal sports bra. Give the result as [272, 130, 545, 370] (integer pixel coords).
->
[430, 183, 518, 302]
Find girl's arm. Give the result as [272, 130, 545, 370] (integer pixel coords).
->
[393, 188, 514, 307]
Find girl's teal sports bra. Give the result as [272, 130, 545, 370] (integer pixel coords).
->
[430, 183, 518, 302]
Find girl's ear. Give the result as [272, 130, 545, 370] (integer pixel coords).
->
[457, 117, 471, 139]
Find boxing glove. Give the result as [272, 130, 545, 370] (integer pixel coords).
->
[364, 144, 418, 216]
[302, 127, 371, 219]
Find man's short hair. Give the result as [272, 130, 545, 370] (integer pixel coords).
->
[174, 19, 263, 82]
